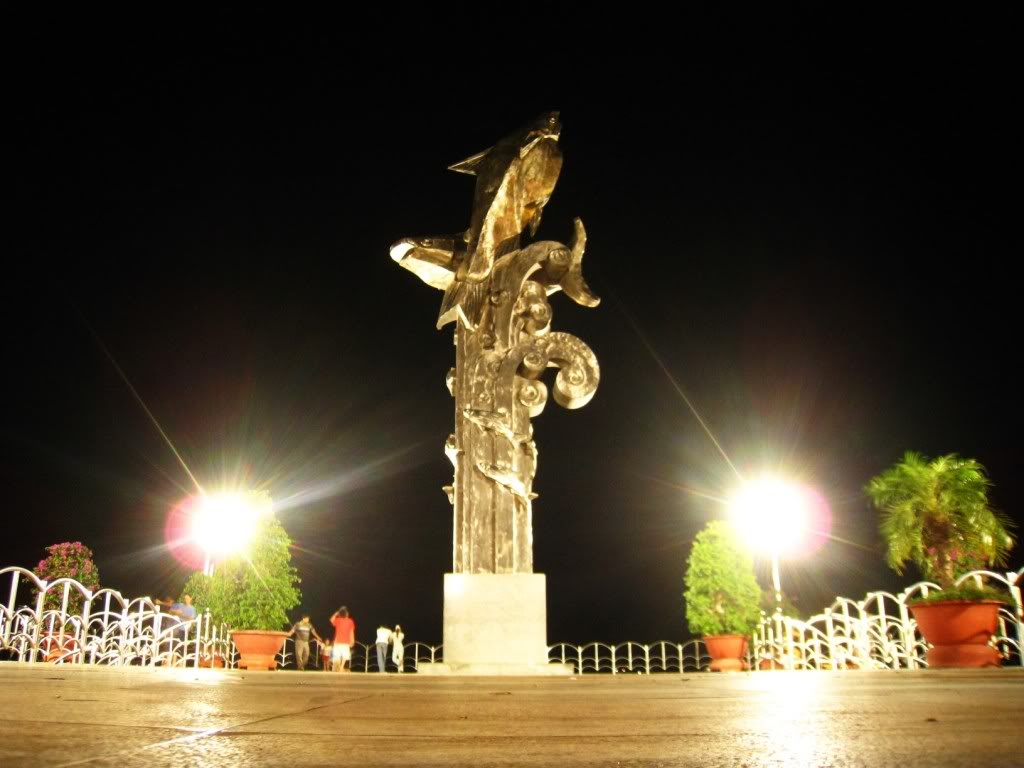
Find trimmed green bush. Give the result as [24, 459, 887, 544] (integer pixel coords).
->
[684, 521, 761, 637]
[183, 515, 301, 630]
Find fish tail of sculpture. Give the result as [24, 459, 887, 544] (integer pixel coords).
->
[437, 280, 489, 330]
[561, 218, 601, 308]
[562, 265, 601, 308]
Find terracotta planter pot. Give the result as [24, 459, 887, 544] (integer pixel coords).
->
[230, 630, 289, 670]
[909, 600, 1003, 668]
[40, 632, 78, 662]
[704, 634, 747, 672]
[198, 654, 225, 669]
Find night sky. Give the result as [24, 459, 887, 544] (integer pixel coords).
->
[3, 37, 1020, 646]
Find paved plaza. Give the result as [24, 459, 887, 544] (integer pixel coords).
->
[1, 663, 1021, 767]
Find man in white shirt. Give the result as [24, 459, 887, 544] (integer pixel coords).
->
[375, 625, 392, 673]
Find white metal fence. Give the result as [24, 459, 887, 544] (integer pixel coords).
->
[275, 637, 443, 672]
[752, 568, 1023, 670]
[547, 640, 709, 673]
[0, 567, 233, 668]
[3, 564, 1020, 672]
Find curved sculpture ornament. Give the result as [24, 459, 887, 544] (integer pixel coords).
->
[498, 331, 599, 412]
[391, 113, 601, 574]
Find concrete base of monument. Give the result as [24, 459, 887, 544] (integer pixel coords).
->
[420, 572, 573, 676]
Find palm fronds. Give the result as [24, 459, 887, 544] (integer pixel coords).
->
[866, 452, 1015, 588]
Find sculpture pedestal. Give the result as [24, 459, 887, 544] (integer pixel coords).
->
[417, 573, 572, 676]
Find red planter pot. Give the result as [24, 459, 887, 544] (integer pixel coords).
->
[704, 634, 747, 672]
[909, 600, 1004, 668]
[230, 630, 289, 670]
[40, 632, 79, 662]
[198, 654, 226, 668]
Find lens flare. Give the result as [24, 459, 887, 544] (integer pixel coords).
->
[164, 490, 273, 569]
[165, 496, 206, 570]
[728, 476, 830, 558]
[191, 492, 271, 556]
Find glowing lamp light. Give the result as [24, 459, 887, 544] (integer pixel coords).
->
[191, 491, 272, 558]
[726, 473, 831, 623]
[728, 476, 811, 557]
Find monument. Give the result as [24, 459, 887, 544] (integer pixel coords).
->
[391, 112, 600, 673]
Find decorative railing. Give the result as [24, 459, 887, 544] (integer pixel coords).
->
[548, 640, 709, 674]
[0, 567, 233, 668]
[3, 565, 1020, 672]
[274, 638, 443, 673]
[752, 568, 1023, 670]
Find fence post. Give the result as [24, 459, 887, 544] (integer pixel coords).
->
[875, 596, 890, 668]
[193, 611, 203, 669]
[30, 585, 46, 664]
[1009, 570, 1023, 668]
[783, 617, 795, 670]
[78, 592, 91, 665]
[823, 609, 836, 669]
[4, 572, 18, 647]
[118, 604, 130, 667]
[898, 597, 917, 670]
[57, 582, 72, 662]
[152, 609, 163, 668]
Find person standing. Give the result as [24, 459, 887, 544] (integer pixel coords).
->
[391, 625, 405, 673]
[329, 607, 355, 672]
[154, 596, 176, 664]
[375, 625, 392, 673]
[288, 614, 323, 671]
[169, 594, 196, 622]
[168, 594, 196, 667]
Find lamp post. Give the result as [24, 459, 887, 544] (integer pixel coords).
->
[727, 476, 810, 611]
[769, 550, 783, 608]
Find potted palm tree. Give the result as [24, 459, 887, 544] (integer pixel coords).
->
[183, 512, 301, 670]
[684, 521, 762, 671]
[866, 452, 1015, 668]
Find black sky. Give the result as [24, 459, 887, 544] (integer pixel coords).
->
[3, 32, 1020, 645]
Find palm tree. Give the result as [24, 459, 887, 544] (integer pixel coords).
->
[866, 452, 1014, 589]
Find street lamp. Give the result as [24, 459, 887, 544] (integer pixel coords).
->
[727, 476, 810, 609]
[190, 490, 273, 574]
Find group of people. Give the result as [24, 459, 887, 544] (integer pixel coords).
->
[287, 607, 405, 673]
[155, 594, 196, 624]
[374, 623, 405, 673]
[153, 594, 197, 666]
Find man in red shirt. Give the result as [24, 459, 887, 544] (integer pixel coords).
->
[329, 606, 356, 672]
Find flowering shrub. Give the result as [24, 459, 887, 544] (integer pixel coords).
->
[32, 542, 101, 614]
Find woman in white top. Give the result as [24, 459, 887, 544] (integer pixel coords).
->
[392, 625, 405, 672]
